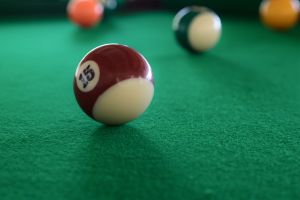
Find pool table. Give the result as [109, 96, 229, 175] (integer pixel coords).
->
[0, 5, 300, 200]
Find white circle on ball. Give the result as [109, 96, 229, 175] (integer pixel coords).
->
[92, 78, 154, 125]
[188, 12, 222, 51]
[75, 60, 100, 92]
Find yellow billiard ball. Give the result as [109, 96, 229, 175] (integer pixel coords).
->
[259, 0, 300, 30]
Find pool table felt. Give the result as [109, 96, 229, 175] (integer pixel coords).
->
[0, 12, 300, 200]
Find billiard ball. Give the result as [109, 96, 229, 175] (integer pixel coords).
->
[100, 0, 118, 16]
[67, 0, 104, 28]
[73, 44, 154, 125]
[173, 6, 222, 53]
[100, 0, 126, 18]
[260, 0, 300, 30]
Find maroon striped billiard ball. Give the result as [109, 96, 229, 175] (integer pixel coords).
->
[73, 44, 154, 125]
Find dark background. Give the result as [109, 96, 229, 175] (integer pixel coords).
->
[0, 0, 261, 16]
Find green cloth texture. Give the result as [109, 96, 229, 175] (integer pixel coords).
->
[0, 12, 300, 200]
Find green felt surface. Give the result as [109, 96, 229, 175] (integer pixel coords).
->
[1, 12, 300, 200]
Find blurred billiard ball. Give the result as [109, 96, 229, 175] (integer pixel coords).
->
[100, 0, 126, 18]
[100, 0, 118, 15]
[67, 0, 104, 28]
[260, 0, 300, 30]
[173, 6, 222, 53]
[73, 44, 154, 125]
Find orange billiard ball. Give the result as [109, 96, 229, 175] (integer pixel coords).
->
[259, 0, 300, 30]
[67, 0, 104, 28]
